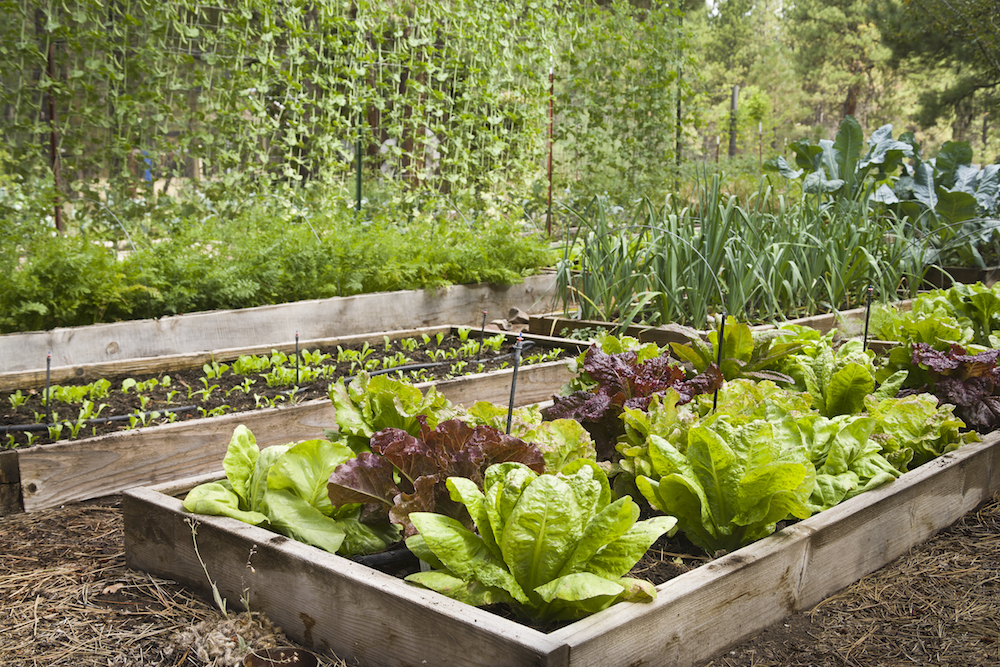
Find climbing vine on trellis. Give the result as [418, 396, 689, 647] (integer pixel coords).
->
[0, 0, 688, 210]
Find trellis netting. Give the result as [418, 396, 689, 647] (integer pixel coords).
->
[1, 0, 687, 208]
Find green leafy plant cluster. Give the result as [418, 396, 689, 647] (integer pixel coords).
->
[183, 426, 400, 556]
[406, 461, 676, 622]
[766, 116, 1000, 271]
[556, 175, 922, 330]
[618, 379, 973, 555]
[0, 200, 553, 333]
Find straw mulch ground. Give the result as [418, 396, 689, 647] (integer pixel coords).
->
[2, 493, 1000, 667]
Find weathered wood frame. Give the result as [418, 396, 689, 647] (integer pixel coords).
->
[3, 327, 581, 515]
[125, 430, 1000, 667]
[0, 274, 558, 377]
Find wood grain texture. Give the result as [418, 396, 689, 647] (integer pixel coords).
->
[428, 360, 572, 408]
[0, 274, 558, 375]
[123, 433, 1000, 667]
[124, 487, 568, 667]
[18, 400, 336, 512]
[0, 450, 21, 516]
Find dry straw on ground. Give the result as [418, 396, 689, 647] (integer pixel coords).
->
[3, 493, 1000, 666]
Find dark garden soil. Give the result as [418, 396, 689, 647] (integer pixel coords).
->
[1, 333, 576, 448]
[4, 493, 1000, 666]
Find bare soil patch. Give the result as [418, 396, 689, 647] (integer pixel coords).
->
[3, 493, 1000, 666]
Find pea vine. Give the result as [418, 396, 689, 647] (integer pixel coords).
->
[1, 0, 689, 211]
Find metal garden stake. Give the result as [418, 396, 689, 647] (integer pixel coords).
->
[295, 331, 300, 385]
[712, 313, 726, 412]
[863, 285, 874, 352]
[45, 352, 52, 426]
[506, 334, 524, 435]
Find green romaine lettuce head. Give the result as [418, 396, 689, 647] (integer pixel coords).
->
[326, 372, 461, 453]
[405, 461, 677, 622]
[777, 337, 906, 417]
[183, 425, 401, 555]
[865, 394, 979, 472]
[789, 414, 900, 513]
[635, 416, 815, 555]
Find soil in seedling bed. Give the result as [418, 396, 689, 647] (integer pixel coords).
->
[0, 333, 575, 448]
[5, 493, 1000, 666]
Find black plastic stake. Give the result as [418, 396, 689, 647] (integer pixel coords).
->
[355, 112, 363, 214]
[506, 334, 524, 435]
[476, 310, 487, 365]
[863, 285, 874, 352]
[295, 331, 300, 386]
[712, 313, 726, 412]
[45, 351, 52, 426]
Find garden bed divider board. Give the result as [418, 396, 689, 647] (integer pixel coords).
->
[124, 430, 1000, 667]
[0, 273, 558, 376]
[530, 299, 914, 345]
[8, 357, 574, 516]
[1, 325, 452, 393]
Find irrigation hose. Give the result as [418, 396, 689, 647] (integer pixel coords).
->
[2, 405, 198, 435]
[344, 341, 537, 385]
[3, 341, 541, 434]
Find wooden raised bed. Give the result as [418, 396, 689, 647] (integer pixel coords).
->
[924, 265, 1000, 289]
[531, 300, 913, 344]
[1, 327, 582, 516]
[0, 273, 558, 377]
[124, 431, 1000, 667]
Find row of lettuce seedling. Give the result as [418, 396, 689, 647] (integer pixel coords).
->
[1, 331, 566, 448]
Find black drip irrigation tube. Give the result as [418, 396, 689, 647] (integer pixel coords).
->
[341, 341, 537, 387]
[2, 405, 198, 435]
[4, 341, 540, 435]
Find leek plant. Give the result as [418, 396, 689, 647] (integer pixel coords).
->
[556, 175, 924, 330]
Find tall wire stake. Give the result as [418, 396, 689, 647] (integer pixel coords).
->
[712, 313, 726, 412]
[863, 285, 874, 352]
[45, 352, 52, 426]
[506, 334, 524, 435]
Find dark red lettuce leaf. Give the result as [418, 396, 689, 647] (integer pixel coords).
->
[370, 427, 439, 486]
[327, 452, 399, 522]
[330, 419, 543, 536]
[909, 342, 1000, 432]
[675, 364, 725, 403]
[542, 346, 719, 459]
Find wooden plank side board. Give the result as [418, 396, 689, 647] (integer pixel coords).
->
[427, 360, 572, 408]
[791, 432, 998, 609]
[18, 400, 336, 512]
[0, 450, 21, 516]
[123, 487, 568, 667]
[123, 433, 1000, 667]
[553, 432, 1000, 667]
[0, 274, 558, 375]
